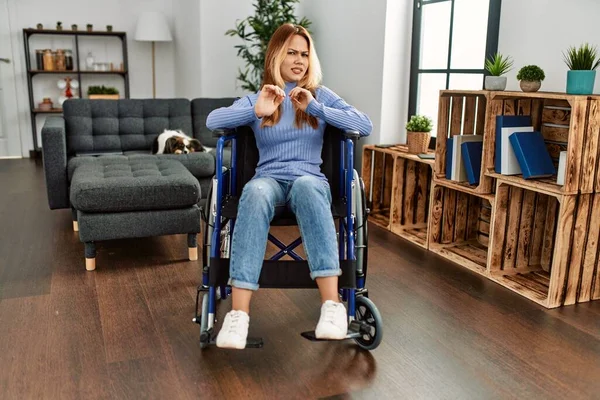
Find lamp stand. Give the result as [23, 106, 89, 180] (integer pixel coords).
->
[152, 41, 156, 98]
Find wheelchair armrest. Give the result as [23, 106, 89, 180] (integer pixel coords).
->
[343, 129, 360, 140]
[212, 128, 236, 138]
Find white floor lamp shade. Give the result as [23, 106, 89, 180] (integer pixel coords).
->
[134, 11, 172, 98]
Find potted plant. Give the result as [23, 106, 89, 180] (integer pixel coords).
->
[87, 23, 93, 32]
[517, 65, 545, 92]
[405, 115, 433, 154]
[56, 21, 63, 31]
[71, 24, 78, 31]
[484, 53, 513, 90]
[36, 23, 43, 30]
[563, 43, 600, 95]
[106, 25, 113, 32]
[225, 0, 311, 92]
[88, 85, 119, 100]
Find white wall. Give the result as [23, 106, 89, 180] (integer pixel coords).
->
[173, 0, 201, 99]
[299, 0, 388, 149]
[8, 0, 176, 156]
[380, 0, 413, 145]
[498, 0, 600, 93]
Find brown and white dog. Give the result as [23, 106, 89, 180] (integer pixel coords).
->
[152, 130, 205, 154]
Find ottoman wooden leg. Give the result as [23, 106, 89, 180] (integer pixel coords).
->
[73, 221, 79, 232]
[188, 233, 198, 261]
[85, 242, 96, 271]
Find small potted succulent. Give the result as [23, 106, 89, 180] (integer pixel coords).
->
[484, 53, 513, 90]
[563, 43, 600, 95]
[86, 23, 93, 32]
[106, 25, 113, 32]
[56, 21, 63, 31]
[517, 65, 545, 92]
[405, 115, 433, 154]
[71, 24, 78, 31]
[36, 23, 43, 30]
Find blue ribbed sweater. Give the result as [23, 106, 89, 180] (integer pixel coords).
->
[206, 81, 372, 181]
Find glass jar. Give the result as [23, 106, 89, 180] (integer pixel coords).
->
[55, 49, 66, 71]
[35, 50, 44, 70]
[65, 50, 73, 70]
[43, 49, 55, 71]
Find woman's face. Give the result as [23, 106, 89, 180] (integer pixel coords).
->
[280, 34, 309, 83]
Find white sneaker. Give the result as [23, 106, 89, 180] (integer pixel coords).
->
[315, 300, 348, 340]
[216, 310, 249, 349]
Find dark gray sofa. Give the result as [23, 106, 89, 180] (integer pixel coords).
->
[41, 97, 236, 270]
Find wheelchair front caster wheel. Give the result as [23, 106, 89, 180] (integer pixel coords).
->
[199, 293, 210, 349]
[354, 296, 383, 350]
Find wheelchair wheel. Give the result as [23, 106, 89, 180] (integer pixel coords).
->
[354, 296, 383, 350]
[199, 293, 210, 348]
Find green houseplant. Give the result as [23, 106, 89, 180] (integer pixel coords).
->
[563, 43, 600, 94]
[484, 53, 513, 90]
[56, 21, 63, 31]
[88, 85, 119, 99]
[517, 65, 545, 92]
[225, 0, 311, 92]
[405, 115, 433, 154]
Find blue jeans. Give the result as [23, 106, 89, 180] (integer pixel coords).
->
[229, 175, 341, 290]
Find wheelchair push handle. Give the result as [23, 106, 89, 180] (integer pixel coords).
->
[212, 128, 236, 138]
[343, 129, 360, 140]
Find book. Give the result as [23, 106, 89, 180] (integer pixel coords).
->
[495, 115, 533, 175]
[446, 137, 453, 179]
[557, 151, 567, 185]
[509, 131, 556, 179]
[451, 135, 483, 181]
[417, 153, 435, 160]
[461, 141, 483, 185]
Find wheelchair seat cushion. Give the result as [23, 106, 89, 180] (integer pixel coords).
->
[220, 195, 347, 225]
[70, 157, 201, 213]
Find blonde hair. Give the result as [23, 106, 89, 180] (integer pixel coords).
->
[261, 23, 322, 129]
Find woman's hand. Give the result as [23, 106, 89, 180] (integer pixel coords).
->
[289, 87, 315, 112]
[254, 84, 285, 118]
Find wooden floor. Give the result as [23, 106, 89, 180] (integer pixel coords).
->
[1, 159, 599, 400]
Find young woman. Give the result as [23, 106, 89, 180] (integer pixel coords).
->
[206, 23, 372, 349]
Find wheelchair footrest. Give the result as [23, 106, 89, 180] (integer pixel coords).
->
[300, 321, 363, 341]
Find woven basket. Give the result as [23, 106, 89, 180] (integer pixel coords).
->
[406, 131, 431, 154]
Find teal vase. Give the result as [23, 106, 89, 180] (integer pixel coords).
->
[566, 70, 596, 94]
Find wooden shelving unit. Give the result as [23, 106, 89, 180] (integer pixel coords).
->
[362, 90, 600, 308]
[362, 144, 434, 249]
[23, 28, 130, 156]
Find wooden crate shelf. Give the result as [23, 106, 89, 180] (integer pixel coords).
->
[428, 183, 492, 275]
[362, 90, 600, 308]
[488, 182, 600, 308]
[362, 144, 434, 248]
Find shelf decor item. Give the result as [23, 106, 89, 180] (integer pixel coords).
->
[107, 25, 113, 32]
[36, 23, 43, 30]
[88, 85, 119, 100]
[406, 115, 433, 154]
[563, 43, 600, 95]
[517, 65, 545, 92]
[484, 53, 513, 90]
[71, 24, 78, 31]
[56, 21, 63, 31]
[87, 23, 93, 32]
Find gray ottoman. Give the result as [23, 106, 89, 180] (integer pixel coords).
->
[69, 157, 201, 271]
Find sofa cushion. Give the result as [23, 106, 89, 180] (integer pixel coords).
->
[70, 158, 201, 213]
[68, 153, 215, 182]
[63, 99, 193, 155]
[191, 98, 237, 147]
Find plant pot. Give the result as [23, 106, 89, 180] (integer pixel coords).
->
[520, 80, 541, 92]
[406, 131, 431, 154]
[106, 25, 113, 32]
[485, 76, 507, 90]
[89, 94, 119, 100]
[87, 25, 93, 32]
[36, 23, 43, 30]
[566, 70, 596, 95]
[71, 25, 78, 31]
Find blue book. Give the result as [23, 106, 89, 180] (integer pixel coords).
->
[461, 141, 483, 185]
[509, 131, 556, 179]
[495, 115, 532, 173]
[446, 137, 453, 179]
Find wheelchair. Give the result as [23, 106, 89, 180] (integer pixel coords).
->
[193, 124, 382, 351]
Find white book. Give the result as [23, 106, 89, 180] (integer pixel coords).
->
[451, 135, 483, 182]
[501, 126, 534, 175]
[557, 151, 567, 185]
